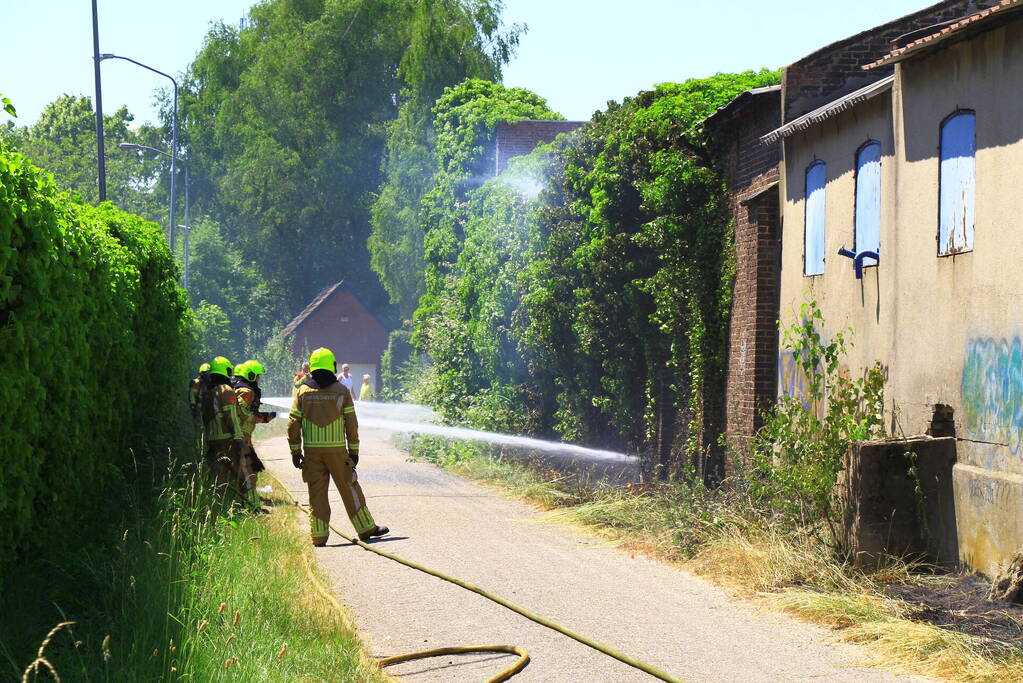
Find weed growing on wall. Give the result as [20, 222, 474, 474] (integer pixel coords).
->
[752, 301, 886, 550]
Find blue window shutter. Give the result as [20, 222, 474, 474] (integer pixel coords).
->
[804, 161, 827, 276]
[939, 112, 976, 254]
[855, 142, 881, 266]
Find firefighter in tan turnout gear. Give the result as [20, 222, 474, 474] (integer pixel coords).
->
[288, 347, 389, 546]
[205, 356, 245, 496]
[233, 360, 275, 508]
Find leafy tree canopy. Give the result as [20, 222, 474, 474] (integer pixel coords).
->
[180, 0, 523, 335]
[3, 94, 167, 224]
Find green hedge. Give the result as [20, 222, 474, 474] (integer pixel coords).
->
[0, 140, 190, 569]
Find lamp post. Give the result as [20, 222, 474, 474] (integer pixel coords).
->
[91, 0, 106, 200]
[120, 143, 190, 289]
[100, 54, 178, 252]
[179, 224, 191, 289]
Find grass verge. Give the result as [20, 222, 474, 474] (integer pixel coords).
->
[5, 460, 384, 682]
[408, 437, 1023, 682]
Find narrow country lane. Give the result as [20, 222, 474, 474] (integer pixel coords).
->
[260, 428, 932, 683]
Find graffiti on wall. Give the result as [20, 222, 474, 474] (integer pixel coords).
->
[778, 350, 810, 405]
[961, 337, 1023, 453]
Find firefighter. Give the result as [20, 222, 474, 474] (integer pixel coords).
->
[205, 356, 245, 497]
[234, 360, 275, 508]
[189, 363, 211, 420]
[288, 347, 389, 546]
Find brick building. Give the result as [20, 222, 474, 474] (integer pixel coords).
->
[768, 0, 1023, 573]
[705, 86, 782, 463]
[281, 282, 390, 390]
[491, 120, 585, 176]
[713, 0, 996, 467]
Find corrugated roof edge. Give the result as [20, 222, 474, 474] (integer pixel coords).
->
[760, 75, 895, 145]
[704, 85, 781, 127]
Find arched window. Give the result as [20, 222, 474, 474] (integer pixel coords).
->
[938, 111, 976, 255]
[804, 161, 827, 276]
[855, 141, 881, 266]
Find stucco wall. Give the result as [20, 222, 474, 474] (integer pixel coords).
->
[778, 92, 895, 401]
[778, 21, 1023, 575]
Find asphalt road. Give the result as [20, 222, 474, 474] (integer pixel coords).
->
[259, 427, 931, 683]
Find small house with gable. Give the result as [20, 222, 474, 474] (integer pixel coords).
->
[282, 282, 390, 390]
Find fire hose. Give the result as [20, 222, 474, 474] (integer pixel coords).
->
[272, 478, 683, 682]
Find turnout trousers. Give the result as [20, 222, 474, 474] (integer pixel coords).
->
[302, 446, 376, 544]
[207, 439, 253, 506]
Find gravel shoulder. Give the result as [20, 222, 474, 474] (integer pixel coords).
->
[259, 428, 933, 682]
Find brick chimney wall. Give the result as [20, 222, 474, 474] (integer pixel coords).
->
[783, 0, 997, 122]
[493, 120, 585, 176]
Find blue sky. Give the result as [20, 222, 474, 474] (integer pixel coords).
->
[3, 0, 936, 126]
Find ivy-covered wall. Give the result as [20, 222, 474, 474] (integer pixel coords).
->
[0, 140, 191, 569]
[409, 71, 781, 477]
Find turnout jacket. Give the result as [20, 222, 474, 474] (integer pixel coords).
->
[206, 379, 244, 442]
[287, 377, 359, 457]
[234, 378, 274, 439]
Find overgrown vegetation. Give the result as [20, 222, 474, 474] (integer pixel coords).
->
[0, 137, 190, 571]
[6, 464, 383, 681]
[397, 70, 781, 479]
[751, 300, 887, 552]
[405, 309, 1023, 681]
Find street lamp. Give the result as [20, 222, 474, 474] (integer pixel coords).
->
[119, 142, 190, 289]
[100, 53, 178, 254]
[179, 225, 191, 290]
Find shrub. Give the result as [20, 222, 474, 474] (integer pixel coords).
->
[751, 301, 886, 550]
[0, 139, 190, 573]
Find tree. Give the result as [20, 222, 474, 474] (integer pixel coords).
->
[178, 0, 523, 337]
[6, 95, 165, 224]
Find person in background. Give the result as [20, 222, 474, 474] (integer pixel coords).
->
[293, 361, 310, 392]
[289, 348, 388, 545]
[359, 374, 375, 402]
[337, 362, 354, 399]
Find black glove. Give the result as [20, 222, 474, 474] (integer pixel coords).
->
[349, 451, 359, 467]
[291, 451, 304, 469]
[258, 411, 276, 423]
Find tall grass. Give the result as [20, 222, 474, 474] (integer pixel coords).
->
[6, 460, 383, 681]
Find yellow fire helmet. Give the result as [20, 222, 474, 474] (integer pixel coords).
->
[233, 360, 250, 378]
[309, 347, 336, 373]
[198, 363, 211, 373]
[242, 360, 266, 382]
[209, 356, 233, 378]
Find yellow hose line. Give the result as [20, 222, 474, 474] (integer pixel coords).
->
[378, 645, 530, 683]
[273, 477, 683, 682]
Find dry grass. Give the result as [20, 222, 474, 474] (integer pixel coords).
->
[419, 441, 1023, 682]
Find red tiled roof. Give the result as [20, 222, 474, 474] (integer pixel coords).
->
[864, 0, 1023, 69]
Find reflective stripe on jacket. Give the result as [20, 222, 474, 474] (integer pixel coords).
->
[287, 379, 359, 454]
[206, 382, 243, 441]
